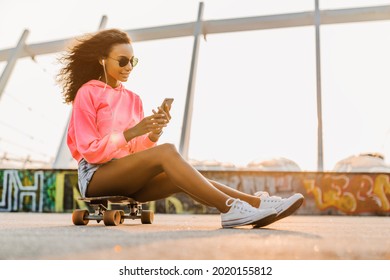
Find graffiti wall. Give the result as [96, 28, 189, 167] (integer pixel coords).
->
[0, 169, 83, 213]
[1, 169, 390, 215]
[199, 171, 390, 215]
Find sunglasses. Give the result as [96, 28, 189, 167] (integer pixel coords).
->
[108, 56, 138, 68]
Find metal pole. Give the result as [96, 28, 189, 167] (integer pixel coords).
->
[99, 15, 108, 30]
[315, 0, 324, 171]
[179, 2, 204, 160]
[0, 29, 29, 100]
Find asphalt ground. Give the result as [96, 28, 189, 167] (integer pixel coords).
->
[0, 213, 389, 260]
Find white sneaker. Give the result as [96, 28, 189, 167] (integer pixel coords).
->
[221, 198, 277, 228]
[254, 191, 304, 227]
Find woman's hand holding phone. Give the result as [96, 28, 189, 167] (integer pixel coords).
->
[124, 113, 167, 142]
[146, 98, 173, 142]
[124, 98, 174, 142]
[153, 98, 173, 121]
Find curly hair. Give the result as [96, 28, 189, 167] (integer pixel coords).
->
[57, 28, 131, 104]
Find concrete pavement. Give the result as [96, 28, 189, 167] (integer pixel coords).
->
[0, 213, 389, 260]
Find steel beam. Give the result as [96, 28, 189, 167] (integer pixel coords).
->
[1, 5, 390, 61]
[179, 2, 204, 159]
[315, 0, 324, 171]
[0, 29, 29, 99]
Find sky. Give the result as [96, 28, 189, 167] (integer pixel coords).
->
[1, 0, 390, 171]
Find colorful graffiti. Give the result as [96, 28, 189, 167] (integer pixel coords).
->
[304, 173, 390, 214]
[1, 169, 390, 215]
[0, 169, 183, 214]
[0, 169, 78, 212]
[0, 170, 50, 212]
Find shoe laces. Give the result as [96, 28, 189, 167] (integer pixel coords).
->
[226, 198, 254, 213]
[254, 191, 269, 198]
[255, 191, 282, 202]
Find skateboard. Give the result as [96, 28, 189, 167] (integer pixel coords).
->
[72, 196, 154, 226]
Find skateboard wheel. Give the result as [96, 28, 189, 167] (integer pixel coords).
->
[141, 210, 154, 224]
[103, 210, 121, 226]
[72, 210, 89, 226]
[119, 210, 125, 224]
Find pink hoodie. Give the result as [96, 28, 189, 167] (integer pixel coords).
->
[67, 80, 156, 164]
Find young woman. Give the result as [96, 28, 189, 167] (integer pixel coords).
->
[57, 28, 304, 228]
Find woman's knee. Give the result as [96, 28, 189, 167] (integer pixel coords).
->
[157, 143, 180, 157]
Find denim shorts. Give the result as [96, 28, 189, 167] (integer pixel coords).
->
[77, 158, 100, 198]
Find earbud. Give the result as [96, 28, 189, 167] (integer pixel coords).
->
[102, 59, 105, 66]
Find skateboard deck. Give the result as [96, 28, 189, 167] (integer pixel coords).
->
[79, 195, 137, 205]
[72, 195, 154, 226]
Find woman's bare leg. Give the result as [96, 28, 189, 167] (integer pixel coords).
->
[88, 159, 261, 209]
[129, 172, 216, 209]
[209, 180, 261, 207]
[87, 143, 232, 213]
[130, 174, 261, 209]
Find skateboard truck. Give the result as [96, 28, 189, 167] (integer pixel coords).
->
[72, 196, 154, 226]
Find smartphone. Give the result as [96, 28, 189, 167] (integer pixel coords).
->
[161, 98, 174, 111]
